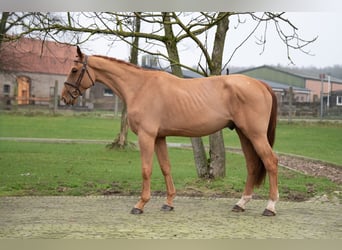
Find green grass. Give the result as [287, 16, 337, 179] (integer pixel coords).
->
[274, 122, 342, 164]
[0, 112, 341, 200]
[0, 113, 126, 140]
[1, 113, 341, 165]
[0, 141, 339, 200]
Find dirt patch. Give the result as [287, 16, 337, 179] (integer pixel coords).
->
[278, 154, 342, 184]
[227, 147, 342, 185]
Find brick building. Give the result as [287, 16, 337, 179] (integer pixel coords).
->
[0, 37, 75, 106]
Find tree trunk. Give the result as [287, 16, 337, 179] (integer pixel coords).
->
[108, 13, 141, 150]
[208, 12, 230, 178]
[191, 137, 209, 178]
[162, 12, 209, 178]
[209, 130, 225, 177]
[163, 13, 183, 77]
[0, 12, 9, 47]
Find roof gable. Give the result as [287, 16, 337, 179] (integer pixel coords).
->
[237, 65, 342, 85]
[0, 37, 75, 75]
[259, 79, 310, 93]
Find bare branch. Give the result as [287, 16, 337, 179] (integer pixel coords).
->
[222, 14, 264, 70]
[4, 12, 318, 73]
[223, 12, 317, 67]
[171, 12, 212, 70]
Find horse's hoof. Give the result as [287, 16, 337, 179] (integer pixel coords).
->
[161, 204, 174, 211]
[232, 204, 245, 212]
[130, 207, 143, 214]
[262, 209, 276, 216]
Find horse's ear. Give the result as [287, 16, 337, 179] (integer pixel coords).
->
[76, 45, 83, 60]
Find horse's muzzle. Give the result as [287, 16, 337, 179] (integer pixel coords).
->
[61, 96, 68, 105]
[61, 94, 75, 106]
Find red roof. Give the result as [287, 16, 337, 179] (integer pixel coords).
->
[0, 37, 75, 75]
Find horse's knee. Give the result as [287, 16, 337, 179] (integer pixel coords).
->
[160, 165, 171, 177]
[142, 167, 152, 180]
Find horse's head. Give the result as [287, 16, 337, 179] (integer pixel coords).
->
[61, 46, 95, 105]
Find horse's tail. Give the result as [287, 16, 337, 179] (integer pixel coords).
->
[254, 82, 278, 187]
[265, 82, 278, 148]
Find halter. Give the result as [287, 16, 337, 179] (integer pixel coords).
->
[64, 55, 95, 100]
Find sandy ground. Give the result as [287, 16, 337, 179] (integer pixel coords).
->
[0, 196, 341, 239]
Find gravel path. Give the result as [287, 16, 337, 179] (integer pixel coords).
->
[0, 196, 341, 239]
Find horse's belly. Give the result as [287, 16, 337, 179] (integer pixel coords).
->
[159, 117, 229, 137]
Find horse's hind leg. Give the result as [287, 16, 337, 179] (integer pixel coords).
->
[155, 137, 176, 211]
[232, 128, 260, 212]
[250, 136, 279, 216]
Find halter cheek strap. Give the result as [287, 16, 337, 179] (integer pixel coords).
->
[64, 55, 95, 99]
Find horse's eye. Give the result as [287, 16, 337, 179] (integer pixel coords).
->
[72, 68, 78, 73]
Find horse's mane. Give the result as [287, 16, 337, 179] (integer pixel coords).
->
[93, 55, 153, 72]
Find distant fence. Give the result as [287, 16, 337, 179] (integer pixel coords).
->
[2, 96, 342, 119]
[2, 96, 56, 109]
[1, 81, 60, 113]
[16, 96, 51, 105]
[278, 101, 342, 119]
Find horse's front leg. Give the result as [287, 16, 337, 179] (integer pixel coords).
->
[155, 137, 176, 211]
[131, 132, 155, 215]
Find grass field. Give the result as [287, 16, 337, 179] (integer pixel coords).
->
[1, 112, 341, 164]
[0, 112, 341, 200]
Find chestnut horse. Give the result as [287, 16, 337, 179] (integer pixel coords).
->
[62, 47, 279, 216]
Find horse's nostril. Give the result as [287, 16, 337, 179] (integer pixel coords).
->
[61, 96, 69, 105]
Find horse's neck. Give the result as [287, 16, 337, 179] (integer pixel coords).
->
[89, 56, 142, 103]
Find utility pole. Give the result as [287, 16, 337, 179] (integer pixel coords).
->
[288, 86, 293, 123]
[327, 75, 331, 109]
[319, 73, 325, 120]
[54, 80, 58, 114]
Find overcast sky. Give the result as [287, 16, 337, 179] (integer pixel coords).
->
[85, 12, 341, 69]
[224, 12, 342, 68]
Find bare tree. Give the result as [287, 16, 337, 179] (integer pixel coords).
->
[107, 13, 141, 149]
[161, 12, 209, 178]
[207, 12, 230, 177]
[0, 12, 34, 45]
[0, 12, 31, 71]
[0, 12, 10, 45]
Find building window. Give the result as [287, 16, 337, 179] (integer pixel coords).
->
[3, 84, 10, 95]
[103, 88, 113, 97]
[337, 96, 342, 106]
